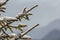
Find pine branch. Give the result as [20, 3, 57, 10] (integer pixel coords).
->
[0, 0, 9, 7]
[0, 4, 39, 40]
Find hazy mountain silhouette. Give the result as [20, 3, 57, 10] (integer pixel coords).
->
[29, 19, 60, 39]
[42, 29, 60, 40]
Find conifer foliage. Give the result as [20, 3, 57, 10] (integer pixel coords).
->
[0, 0, 39, 40]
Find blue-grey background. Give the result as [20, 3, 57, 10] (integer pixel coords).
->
[1, 0, 60, 40]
